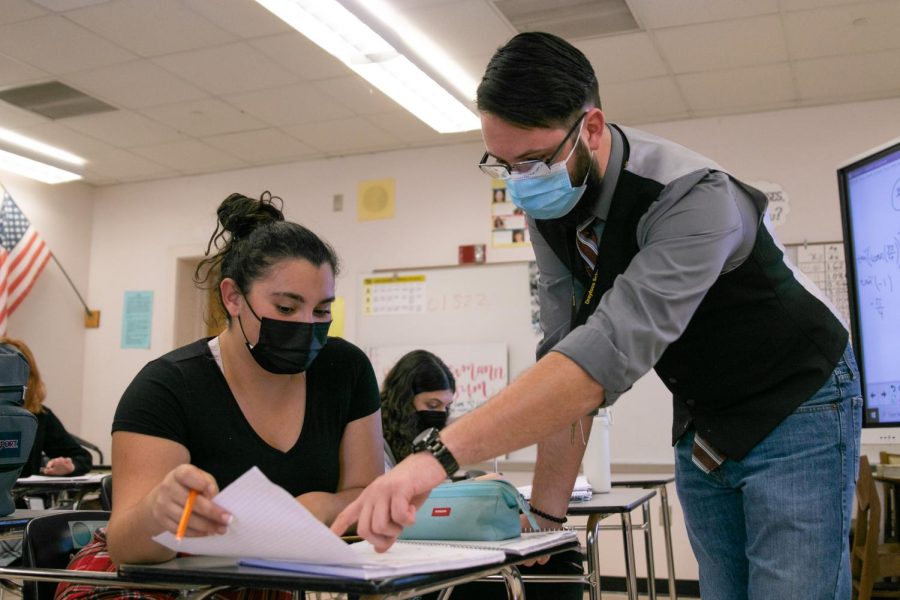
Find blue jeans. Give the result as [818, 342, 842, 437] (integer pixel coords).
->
[675, 344, 862, 600]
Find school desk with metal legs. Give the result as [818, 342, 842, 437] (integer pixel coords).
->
[116, 546, 583, 600]
[612, 473, 678, 600]
[567, 488, 657, 600]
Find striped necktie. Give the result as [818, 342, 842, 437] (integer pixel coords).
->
[576, 217, 599, 276]
[692, 433, 726, 474]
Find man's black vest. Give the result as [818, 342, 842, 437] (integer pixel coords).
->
[534, 138, 847, 460]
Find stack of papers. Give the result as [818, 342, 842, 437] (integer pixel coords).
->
[517, 475, 593, 502]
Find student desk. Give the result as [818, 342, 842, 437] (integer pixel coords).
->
[612, 473, 677, 599]
[117, 541, 579, 600]
[567, 488, 657, 600]
[15, 473, 106, 509]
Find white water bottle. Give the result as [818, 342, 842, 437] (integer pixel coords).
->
[582, 410, 611, 493]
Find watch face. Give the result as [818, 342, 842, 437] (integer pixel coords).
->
[413, 427, 437, 450]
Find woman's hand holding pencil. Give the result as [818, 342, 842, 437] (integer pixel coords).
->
[154, 464, 232, 540]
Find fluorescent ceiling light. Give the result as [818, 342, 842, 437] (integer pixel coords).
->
[255, 0, 480, 134]
[0, 129, 84, 184]
[0, 149, 82, 184]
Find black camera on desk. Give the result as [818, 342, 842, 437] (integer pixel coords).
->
[0, 344, 37, 516]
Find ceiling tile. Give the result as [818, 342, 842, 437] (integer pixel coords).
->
[15, 120, 116, 159]
[64, 61, 208, 110]
[250, 33, 350, 82]
[0, 0, 48, 25]
[780, 0, 873, 9]
[654, 14, 787, 73]
[131, 139, 246, 173]
[140, 98, 267, 137]
[0, 54, 49, 88]
[576, 32, 669, 83]
[601, 77, 689, 124]
[66, 0, 237, 57]
[31, 0, 108, 11]
[0, 15, 135, 74]
[81, 147, 175, 180]
[225, 83, 354, 127]
[364, 110, 447, 144]
[314, 76, 402, 116]
[0, 99, 48, 129]
[203, 128, 319, 164]
[677, 63, 796, 114]
[784, 1, 900, 60]
[399, 0, 515, 60]
[183, 0, 291, 38]
[63, 110, 186, 147]
[285, 116, 403, 154]
[627, 0, 779, 29]
[795, 49, 900, 102]
[152, 42, 298, 96]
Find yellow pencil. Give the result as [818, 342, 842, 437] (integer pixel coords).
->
[175, 489, 198, 541]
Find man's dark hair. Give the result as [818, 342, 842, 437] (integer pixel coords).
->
[476, 32, 601, 128]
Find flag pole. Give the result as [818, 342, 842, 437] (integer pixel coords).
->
[50, 253, 97, 321]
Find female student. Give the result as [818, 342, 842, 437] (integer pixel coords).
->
[379, 350, 582, 600]
[381, 349, 455, 471]
[59, 191, 383, 589]
[0, 337, 92, 479]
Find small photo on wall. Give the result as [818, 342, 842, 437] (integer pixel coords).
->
[490, 181, 529, 248]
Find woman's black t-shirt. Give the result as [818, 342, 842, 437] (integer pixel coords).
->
[112, 337, 380, 497]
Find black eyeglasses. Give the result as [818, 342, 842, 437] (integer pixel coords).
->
[478, 112, 587, 180]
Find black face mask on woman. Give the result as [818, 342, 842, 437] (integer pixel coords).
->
[415, 410, 449, 432]
[238, 296, 330, 375]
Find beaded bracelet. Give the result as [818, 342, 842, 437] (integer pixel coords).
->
[528, 503, 568, 524]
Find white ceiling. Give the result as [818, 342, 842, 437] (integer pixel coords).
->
[1, 0, 899, 187]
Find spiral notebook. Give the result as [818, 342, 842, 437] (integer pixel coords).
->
[152, 467, 508, 580]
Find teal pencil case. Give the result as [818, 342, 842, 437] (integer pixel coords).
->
[399, 479, 538, 541]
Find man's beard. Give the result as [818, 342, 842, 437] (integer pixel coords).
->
[559, 141, 603, 228]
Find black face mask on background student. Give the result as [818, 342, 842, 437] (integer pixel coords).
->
[416, 410, 449, 433]
[238, 297, 330, 375]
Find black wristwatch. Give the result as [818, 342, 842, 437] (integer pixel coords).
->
[411, 427, 459, 477]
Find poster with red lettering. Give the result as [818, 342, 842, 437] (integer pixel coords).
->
[368, 343, 508, 420]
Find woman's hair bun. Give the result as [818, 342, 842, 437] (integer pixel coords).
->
[217, 191, 284, 240]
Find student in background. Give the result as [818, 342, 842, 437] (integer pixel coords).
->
[335, 32, 859, 600]
[381, 350, 455, 472]
[58, 191, 383, 599]
[380, 350, 583, 600]
[0, 337, 92, 479]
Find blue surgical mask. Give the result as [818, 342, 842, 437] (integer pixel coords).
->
[506, 142, 591, 220]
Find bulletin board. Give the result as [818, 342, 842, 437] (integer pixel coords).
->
[783, 241, 851, 326]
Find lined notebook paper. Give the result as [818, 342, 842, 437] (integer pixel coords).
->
[152, 467, 505, 580]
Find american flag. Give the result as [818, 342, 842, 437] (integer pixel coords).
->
[0, 187, 50, 334]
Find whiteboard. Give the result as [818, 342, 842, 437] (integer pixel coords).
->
[357, 262, 540, 385]
[368, 343, 508, 420]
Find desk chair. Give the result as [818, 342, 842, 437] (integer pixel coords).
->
[99, 475, 112, 511]
[880, 452, 900, 543]
[852, 456, 900, 600]
[71, 435, 104, 466]
[20, 510, 109, 600]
